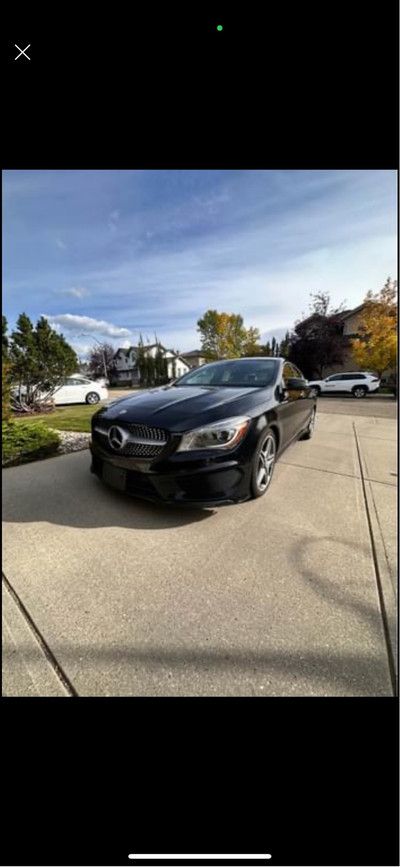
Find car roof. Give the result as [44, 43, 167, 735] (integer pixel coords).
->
[207, 357, 283, 363]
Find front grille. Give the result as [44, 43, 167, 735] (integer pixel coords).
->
[120, 442, 164, 458]
[92, 422, 169, 459]
[125, 423, 166, 442]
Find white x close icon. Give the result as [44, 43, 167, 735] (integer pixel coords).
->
[15, 44, 31, 60]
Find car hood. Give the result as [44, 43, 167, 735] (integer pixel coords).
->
[96, 384, 272, 431]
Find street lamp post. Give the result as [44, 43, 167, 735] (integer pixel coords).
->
[78, 333, 108, 382]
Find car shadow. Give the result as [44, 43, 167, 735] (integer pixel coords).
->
[2, 453, 217, 530]
[2, 642, 392, 696]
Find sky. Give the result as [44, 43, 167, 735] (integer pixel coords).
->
[3, 169, 397, 360]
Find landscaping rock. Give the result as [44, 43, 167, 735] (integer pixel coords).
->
[53, 430, 91, 455]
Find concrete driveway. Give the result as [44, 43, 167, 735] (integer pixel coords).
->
[2, 403, 397, 697]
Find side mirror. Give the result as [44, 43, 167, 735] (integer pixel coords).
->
[286, 377, 308, 390]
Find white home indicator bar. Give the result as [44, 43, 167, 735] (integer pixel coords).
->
[128, 857, 271, 861]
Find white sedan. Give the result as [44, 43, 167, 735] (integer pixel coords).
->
[12, 376, 108, 406]
[52, 375, 109, 405]
[308, 371, 380, 398]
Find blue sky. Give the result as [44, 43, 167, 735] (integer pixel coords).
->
[3, 169, 397, 360]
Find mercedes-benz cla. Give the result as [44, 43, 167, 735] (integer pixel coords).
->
[90, 357, 316, 507]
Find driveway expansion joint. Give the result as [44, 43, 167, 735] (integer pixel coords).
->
[280, 461, 359, 481]
[2, 572, 79, 697]
[352, 424, 398, 696]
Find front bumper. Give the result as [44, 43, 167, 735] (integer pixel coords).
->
[89, 439, 253, 507]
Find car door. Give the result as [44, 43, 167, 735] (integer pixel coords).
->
[341, 373, 364, 393]
[73, 377, 94, 403]
[53, 377, 81, 405]
[278, 362, 305, 447]
[322, 374, 343, 393]
[72, 377, 94, 403]
[291, 363, 314, 431]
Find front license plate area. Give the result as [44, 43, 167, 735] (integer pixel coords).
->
[102, 463, 127, 491]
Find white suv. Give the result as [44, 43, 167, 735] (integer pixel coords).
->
[308, 372, 380, 398]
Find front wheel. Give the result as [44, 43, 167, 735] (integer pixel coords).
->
[250, 429, 277, 499]
[86, 391, 100, 405]
[352, 386, 367, 398]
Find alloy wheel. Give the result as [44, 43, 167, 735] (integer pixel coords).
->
[256, 433, 276, 492]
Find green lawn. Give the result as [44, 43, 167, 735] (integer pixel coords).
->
[10, 391, 145, 432]
[12, 404, 99, 432]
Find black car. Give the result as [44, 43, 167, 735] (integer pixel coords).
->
[90, 357, 317, 507]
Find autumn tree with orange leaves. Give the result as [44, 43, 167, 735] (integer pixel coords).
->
[197, 310, 260, 359]
[351, 278, 398, 378]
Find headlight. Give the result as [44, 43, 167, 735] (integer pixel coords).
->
[177, 416, 251, 452]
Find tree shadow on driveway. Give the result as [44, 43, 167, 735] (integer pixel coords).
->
[2, 452, 216, 530]
[289, 535, 397, 693]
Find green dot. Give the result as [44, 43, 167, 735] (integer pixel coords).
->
[217, 25, 223, 31]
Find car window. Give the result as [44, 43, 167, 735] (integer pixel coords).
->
[282, 362, 298, 384]
[182, 367, 212, 385]
[291, 364, 305, 380]
[176, 359, 279, 388]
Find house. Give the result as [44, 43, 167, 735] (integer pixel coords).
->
[180, 350, 209, 368]
[312, 303, 395, 379]
[111, 347, 139, 385]
[110, 344, 191, 386]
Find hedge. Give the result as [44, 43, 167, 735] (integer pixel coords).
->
[2, 420, 61, 467]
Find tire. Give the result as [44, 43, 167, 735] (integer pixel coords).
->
[299, 407, 316, 440]
[86, 391, 100, 405]
[313, 386, 321, 396]
[352, 385, 367, 398]
[250, 428, 277, 499]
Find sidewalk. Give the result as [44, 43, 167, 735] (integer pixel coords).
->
[2, 410, 397, 697]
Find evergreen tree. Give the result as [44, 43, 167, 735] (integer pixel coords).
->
[147, 355, 155, 386]
[279, 331, 290, 358]
[2, 315, 8, 359]
[9, 313, 78, 411]
[2, 359, 12, 419]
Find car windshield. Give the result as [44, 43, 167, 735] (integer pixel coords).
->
[175, 359, 280, 388]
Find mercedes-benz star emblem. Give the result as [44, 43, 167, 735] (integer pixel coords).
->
[108, 425, 127, 451]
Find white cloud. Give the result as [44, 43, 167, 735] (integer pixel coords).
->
[43, 313, 131, 338]
[194, 191, 231, 215]
[59, 287, 90, 299]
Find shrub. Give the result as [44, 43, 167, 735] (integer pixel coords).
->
[2, 420, 60, 467]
